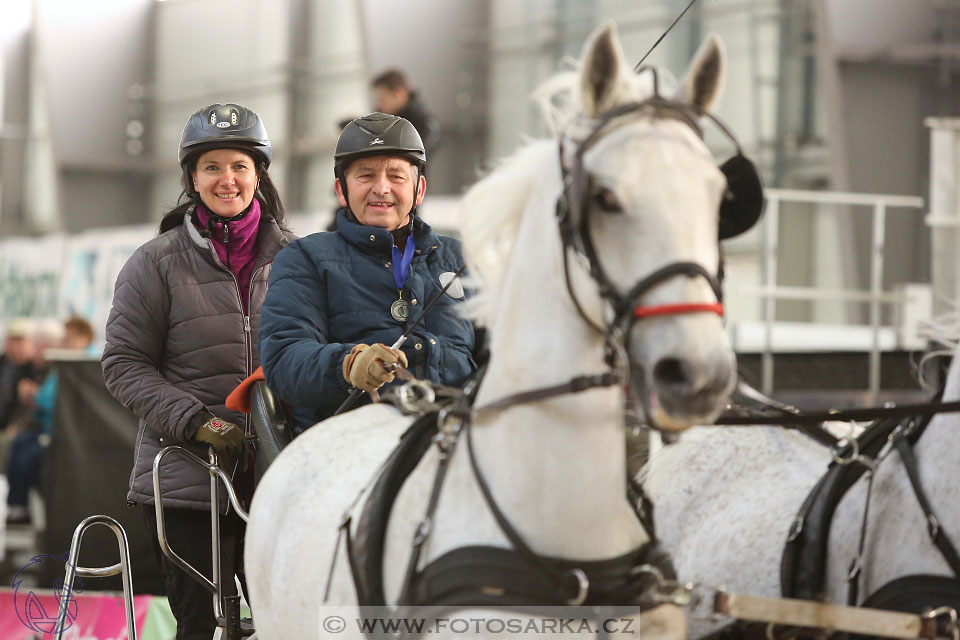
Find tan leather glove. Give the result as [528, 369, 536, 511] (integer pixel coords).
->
[191, 414, 248, 469]
[342, 343, 409, 392]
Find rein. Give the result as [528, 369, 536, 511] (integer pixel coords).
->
[717, 399, 960, 427]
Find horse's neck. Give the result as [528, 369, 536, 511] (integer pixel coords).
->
[431, 167, 647, 560]
[914, 349, 960, 492]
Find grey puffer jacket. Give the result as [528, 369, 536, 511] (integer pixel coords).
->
[102, 212, 292, 511]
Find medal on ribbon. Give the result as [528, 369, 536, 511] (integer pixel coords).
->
[390, 237, 416, 322]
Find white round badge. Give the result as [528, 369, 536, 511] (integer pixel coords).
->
[439, 272, 464, 299]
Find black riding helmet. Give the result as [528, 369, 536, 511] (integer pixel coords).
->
[179, 103, 272, 166]
[334, 113, 426, 226]
[179, 103, 271, 199]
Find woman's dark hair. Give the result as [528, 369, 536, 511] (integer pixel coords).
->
[157, 153, 288, 235]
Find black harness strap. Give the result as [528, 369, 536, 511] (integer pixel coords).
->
[717, 399, 960, 427]
[463, 412, 586, 602]
[396, 429, 458, 605]
[858, 575, 960, 640]
[721, 381, 845, 449]
[847, 460, 878, 606]
[473, 371, 622, 415]
[847, 413, 960, 607]
[893, 436, 960, 578]
[782, 418, 902, 601]
[627, 474, 657, 540]
[345, 413, 441, 606]
[408, 543, 672, 609]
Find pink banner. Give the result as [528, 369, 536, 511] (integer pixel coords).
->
[0, 587, 150, 639]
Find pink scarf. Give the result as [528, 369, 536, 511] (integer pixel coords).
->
[196, 199, 262, 314]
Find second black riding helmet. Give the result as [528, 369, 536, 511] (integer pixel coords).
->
[179, 103, 272, 167]
[334, 112, 426, 174]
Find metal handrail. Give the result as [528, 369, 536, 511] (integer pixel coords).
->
[152, 445, 249, 623]
[54, 515, 136, 640]
[757, 189, 926, 399]
[732, 284, 906, 304]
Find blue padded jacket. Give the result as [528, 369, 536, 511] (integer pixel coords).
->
[259, 210, 479, 430]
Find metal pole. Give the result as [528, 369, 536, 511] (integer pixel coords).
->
[55, 515, 137, 640]
[869, 202, 886, 400]
[210, 448, 224, 623]
[153, 448, 218, 594]
[153, 446, 251, 631]
[763, 196, 780, 394]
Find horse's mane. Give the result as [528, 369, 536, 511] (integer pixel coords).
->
[460, 65, 669, 326]
[459, 140, 556, 326]
[917, 307, 960, 389]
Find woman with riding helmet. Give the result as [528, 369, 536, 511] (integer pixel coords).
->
[102, 103, 294, 639]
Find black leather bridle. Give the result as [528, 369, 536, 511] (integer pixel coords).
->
[473, 95, 741, 423]
[556, 98, 727, 349]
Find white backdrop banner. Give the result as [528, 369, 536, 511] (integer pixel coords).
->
[0, 234, 68, 323]
[0, 224, 154, 342]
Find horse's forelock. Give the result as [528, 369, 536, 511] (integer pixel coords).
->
[459, 64, 666, 327]
[532, 63, 664, 143]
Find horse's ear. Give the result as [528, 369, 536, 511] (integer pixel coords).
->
[676, 33, 726, 112]
[579, 21, 631, 117]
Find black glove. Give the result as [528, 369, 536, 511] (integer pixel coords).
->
[190, 412, 248, 469]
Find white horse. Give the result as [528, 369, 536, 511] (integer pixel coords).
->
[643, 339, 960, 637]
[247, 23, 741, 640]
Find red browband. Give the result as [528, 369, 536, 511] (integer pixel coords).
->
[634, 302, 725, 319]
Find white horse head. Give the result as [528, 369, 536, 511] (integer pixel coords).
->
[246, 22, 741, 640]
[464, 23, 737, 432]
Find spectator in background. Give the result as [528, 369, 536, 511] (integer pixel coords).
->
[5, 318, 66, 525]
[15, 319, 65, 433]
[63, 315, 97, 354]
[0, 319, 36, 433]
[372, 68, 441, 159]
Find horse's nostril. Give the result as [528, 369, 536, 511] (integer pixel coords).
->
[653, 358, 689, 390]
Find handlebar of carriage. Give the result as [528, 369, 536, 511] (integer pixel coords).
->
[152, 445, 249, 627]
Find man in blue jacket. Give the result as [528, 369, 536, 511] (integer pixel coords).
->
[259, 113, 479, 431]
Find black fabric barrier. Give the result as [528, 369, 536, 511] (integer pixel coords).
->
[39, 357, 164, 594]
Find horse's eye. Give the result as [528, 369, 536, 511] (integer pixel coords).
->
[593, 188, 623, 214]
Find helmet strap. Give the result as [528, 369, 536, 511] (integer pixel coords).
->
[335, 165, 352, 214]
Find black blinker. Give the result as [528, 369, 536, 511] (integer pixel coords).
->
[718, 153, 764, 240]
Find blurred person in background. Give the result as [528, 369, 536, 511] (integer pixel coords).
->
[372, 68, 441, 159]
[63, 314, 97, 354]
[102, 104, 294, 640]
[13, 319, 65, 433]
[259, 113, 479, 432]
[0, 319, 36, 433]
[5, 317, 68, 525]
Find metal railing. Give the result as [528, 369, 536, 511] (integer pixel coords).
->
[153, 446, 251, 639]
[55, 515, 136, 640]
[745, 188, 926, 398]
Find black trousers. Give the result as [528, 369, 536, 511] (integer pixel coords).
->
[142, 505, 247, 640]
